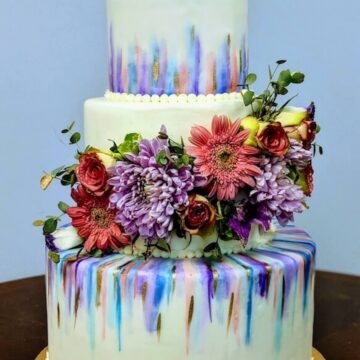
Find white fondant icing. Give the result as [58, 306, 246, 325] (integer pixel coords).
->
[84, 95, 251, 149]
[107, 0, 248, 95]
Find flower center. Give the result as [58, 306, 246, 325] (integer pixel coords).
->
[91, 208, 112, 228]
[136, 177, 149, 201]
[213, 144, 237, 171]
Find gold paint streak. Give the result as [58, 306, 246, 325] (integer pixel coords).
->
[96, 268, 103, 307]
[142, 282, 148, 303]
[227, 34, 231, 47]
[174, 73, 180, 94]
[191, 26, 196, 41]
[74, 288, 81, 323]
[157, 313, 162, 342]
[266, 265, 272, 297]
[246, 268, 251, 279]
[188, 296, 195, 328]
[153, 60, 159, 82]
[227, 292, 235, 333]
[57, 303, 60, 328]
[212, 269, 219, 294]
[172, 265, 177, 295]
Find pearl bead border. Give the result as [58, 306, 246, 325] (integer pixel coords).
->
[105, 90, 247, 104]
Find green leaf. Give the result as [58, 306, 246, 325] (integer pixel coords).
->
[242, 90, 255, 106]
[58, 201, 70, 213]
[61, 174, 71, 186]
[278, 87, 289, 95]
[278, 69, 292, 87]
[108, 139, 119, 153]
[33, 220, 45, 227]
[69, 132, 81, 144]
[276, 59, 287, 65]
[91, 249, 103, 258]
[48, 252, 60, 264]
[246, 73, 257, 85]
[61, 129, 69, 134]
[156, 150, 169, 166]
[316, 124, 321, 133]
[291, 72, 305, 84]
[43, 218, 58, 234]
[124, 133, 142, 142]
[181, 154, 190, 165]
[319, 146, 324, 155]
[118, 140, 139, 156]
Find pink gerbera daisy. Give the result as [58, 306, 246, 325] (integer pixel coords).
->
[67, 185, 131, 252]
[187, 115, 262, 200]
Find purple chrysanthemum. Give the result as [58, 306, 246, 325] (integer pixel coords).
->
[108, 138, 194, 243]
[251, 156, 306, 227]
[228, 201, 271, 245]
[285, 139, 312, 169]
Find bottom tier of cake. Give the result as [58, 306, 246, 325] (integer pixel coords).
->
[46, 225, 315, 360]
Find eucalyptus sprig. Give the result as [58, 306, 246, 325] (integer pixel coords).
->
[40, 122, 82, 191]
[61, 121, 81, 146]
[241, 60, 305, 122]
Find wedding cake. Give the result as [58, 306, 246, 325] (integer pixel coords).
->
[38, 0, 320, 359]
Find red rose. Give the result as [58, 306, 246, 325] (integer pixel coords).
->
[257, 122, 290, 156]
[182, 194, 216, 236]
[76, 153, 108, 196]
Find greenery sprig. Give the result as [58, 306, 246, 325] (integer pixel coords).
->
[242, 60, 305, 122]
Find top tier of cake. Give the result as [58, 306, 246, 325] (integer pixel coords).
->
[107, 0, 248, 95]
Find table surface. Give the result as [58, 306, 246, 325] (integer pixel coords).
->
[0, 271, 359, 360]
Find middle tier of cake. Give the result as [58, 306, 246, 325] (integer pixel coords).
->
[84, 92, 250, 148]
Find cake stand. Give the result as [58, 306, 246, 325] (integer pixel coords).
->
[36, 347, 326, 360]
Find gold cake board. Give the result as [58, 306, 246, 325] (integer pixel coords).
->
[36, 347, 326, 359]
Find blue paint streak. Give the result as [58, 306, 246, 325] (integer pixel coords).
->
[165, 59, 177, 95]
[274, 275, 284, 352]
[217, 39, 231, 93]
[271, 245, 313, 313]
[114, 274, 122, 351]
[116, 50, 123, 93]
[239, 36, 248, 86]
[139, 52, 148, 95]
[86, 259, 101, 352]
[108, 25, 115, 92]
[127, 46, 137, 94]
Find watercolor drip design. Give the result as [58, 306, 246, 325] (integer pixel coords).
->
[108, 26, 248, 96]
[47, 225, 315, 356]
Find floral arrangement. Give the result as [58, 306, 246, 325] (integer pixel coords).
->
[35, 61, 321, 260]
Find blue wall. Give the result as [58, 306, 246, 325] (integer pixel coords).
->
[0, 0, 359, 282]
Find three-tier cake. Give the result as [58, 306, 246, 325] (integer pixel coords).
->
[40, 1, 320, 359]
